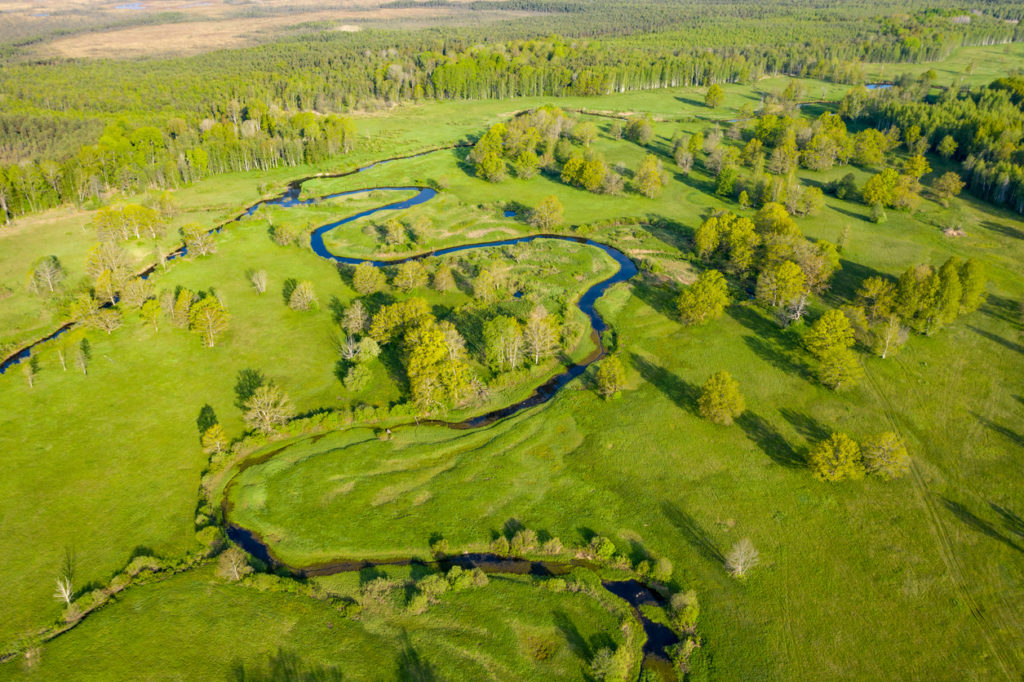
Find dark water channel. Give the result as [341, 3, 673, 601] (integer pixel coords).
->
[227, 524, 679, 668]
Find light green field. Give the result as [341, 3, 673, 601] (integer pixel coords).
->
[1, 50, 1024, 680]
[0, 565, 622, 681]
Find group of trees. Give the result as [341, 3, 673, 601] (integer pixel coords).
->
[0, 112, 356, 224]
[688, 203, 839, 325]
[468, 108, 667, 200]
[848, 81, 1024, 215]
[809, 431, 911, 481]
[367, 297, 474, 412]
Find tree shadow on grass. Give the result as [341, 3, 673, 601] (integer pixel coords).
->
[230, 648, 345, 681]
[396, 632, 437, 682]
[660, 501, 724, 567]
[635, 216, 693, 252]
[989, 503, 1024, 542]
[778, 408, 830, 443]
[630, 353, 698, 413]
[941, 498, 1023, 554]
[980, 294, 1020, 326]
[825, 258, 888, 307]
[967, 325, 1024, 355]
[981, 219, 1024, 241]
[736, 411, 806, 468]
[630, 274, 681, 320]
[554, 610, 592, 661]
[728, 304, 811, 381]
[972, 412, 1024, 448]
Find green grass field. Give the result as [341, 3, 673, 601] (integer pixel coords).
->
[2, 43, 1024, 679]
[0, 565, 622, 680]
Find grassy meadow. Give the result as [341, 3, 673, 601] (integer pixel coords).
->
[1, 44, 1023, 679]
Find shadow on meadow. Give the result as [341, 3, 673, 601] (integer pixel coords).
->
[630, 353, 698, 414]
[629, 274, 681, 320]
[660, 501, 725, 568]
[736, 411, 806, 469]
[230, 648, 346, 681]
[396, 632, 438, 682]
[972, 411, 1024, 448]
[941, 498, 1023, 554]
[967, 325, 1024, 355]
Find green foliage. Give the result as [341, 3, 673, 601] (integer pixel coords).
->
[704, 84, 725, 108]
[697, 370, 745, 425]
[861, 431, 911, 480]
[809, 433, 865, 482]
[677, 270, 729, 325]
[595, 355, 626, 398]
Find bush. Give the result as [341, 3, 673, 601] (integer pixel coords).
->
[589, 536, 616, 561]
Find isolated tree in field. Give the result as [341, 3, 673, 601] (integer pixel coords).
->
[932, 172, 964, 207]
[182, 223, 216, 257]
[625, 116, 654, 145]
[861, 431, 910, 479]
[342, 300, 368, 337]
[249, 269, 267, 294]
[394, 261, 428, 292]
[809, 432, 864, 482]
[433, 264, 456, 292]
[288, 280, 317, 311]
[29, 256, 65, 295]
[201, 424, 229, 455]
[216, 547, 253, 582]
[140, 298, 161, 331]
[634, 154, 665, 198]
[704, 83, 725, 108]
[524, 305, 559, 364]
[529, 195, 564, 231]
[676, 269, 729, 325]
[725, 538, 759, 578]
[243, 384, 294, 434]
[189, 296, 230, 347]
[595, 355, 626, 398]
[54, 575, 73, 607]
[698, 371, 745, 425]
[353, 262, 386, 294]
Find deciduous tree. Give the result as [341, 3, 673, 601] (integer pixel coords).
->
[809, 433, 864, 481]
[697, 370, 745, 425]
